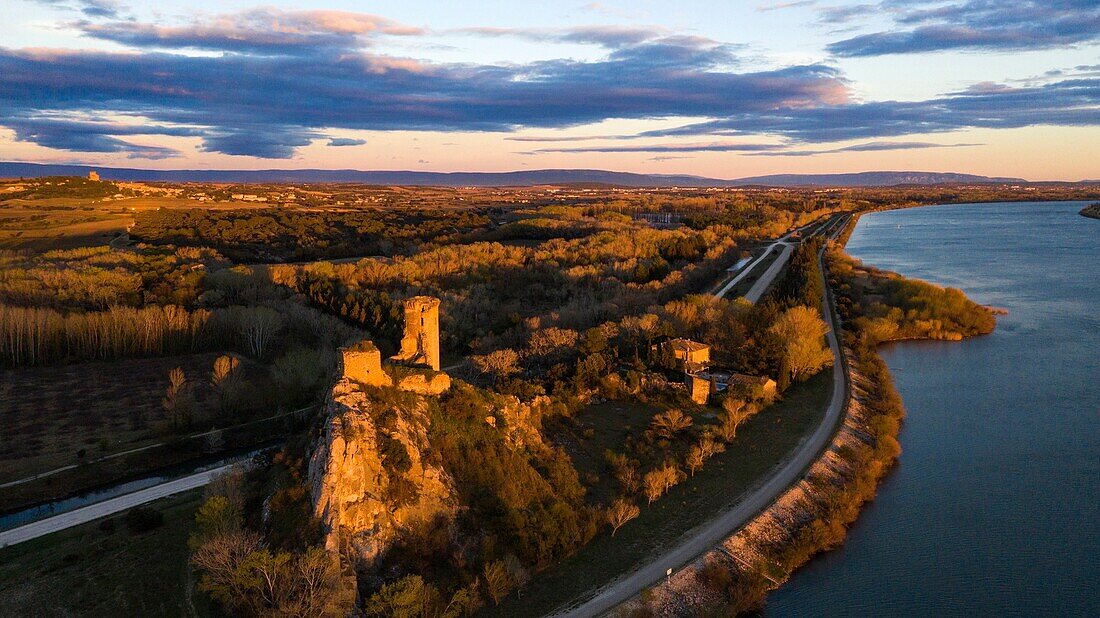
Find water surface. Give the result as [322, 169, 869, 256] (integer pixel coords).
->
[767, 201, 1100, 616]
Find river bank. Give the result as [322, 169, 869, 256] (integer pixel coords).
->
[767, 201, 1098, 615]
[613, 214, 996, 616]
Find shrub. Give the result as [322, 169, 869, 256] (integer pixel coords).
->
[125, 506, 164, 533]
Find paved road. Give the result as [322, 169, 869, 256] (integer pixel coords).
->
[744, 242, 794, 303]
[554, 244, 847, 617]
[0, 464, 233, 548]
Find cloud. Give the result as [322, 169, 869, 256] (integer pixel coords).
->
[73, 8, 423, 55]
[746, 140, 982, 156]
[32, 0, 124, 19]
[529, 139, 981, 156]
[647, 155, 695, 161]
[758, 1, 817, 12]
[327, 137, 366, 147]
[2, 7, 1098, 160]
[453, 25, 670, 49]
[642, 77, 1100, 142]
[0, 32, 848, 157]
[4, 116, 191, 158]
[817, 4, 876, 25]
[199, 128, 320, 159]
[531, 142, 787, 154]
[828, 1, 1100, 56]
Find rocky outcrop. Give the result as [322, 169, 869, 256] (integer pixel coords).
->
[309, 376, 456, 566]
[396, 372, 451, 396]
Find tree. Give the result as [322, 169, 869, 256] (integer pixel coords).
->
[293, 547, 352, 617]
[482, 560, 514, 605]
[162, 366, 194, 429]
[190, 529, 264, 610]
[211, 354, 241, 415]
[687, 433, 725, 475]
[237, 306, 283, 359]
[716, 397, 753, 442]
[366, 575, 442, 618]
[650, 409, 692, 440]
[643, 463, 684, 504]
[606, 497, 640, 536]
[769, 305, 833, 382]
[609, 453, 641, 494]
[685, 445, 705, 477]
[471, 348, 520, 384]
[441, 581, 482, 618]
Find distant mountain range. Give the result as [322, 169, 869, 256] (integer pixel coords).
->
[0, 161, 1033, 187]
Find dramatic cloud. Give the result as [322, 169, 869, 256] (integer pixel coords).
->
[2, 7, 1097, 160]
[0, 26, 848, 157]
[643, 77, 1100, 142]
[828, 1, 1100, 56]
[4, 116, 191, 158]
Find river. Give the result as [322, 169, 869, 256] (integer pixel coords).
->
[766, 201, 1100, 616]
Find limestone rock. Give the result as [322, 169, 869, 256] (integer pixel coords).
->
[309, 377, 455, 565]
[397, 372, 451, 396]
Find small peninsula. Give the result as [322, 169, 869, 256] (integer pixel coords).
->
[1080, 203, 1100, 219]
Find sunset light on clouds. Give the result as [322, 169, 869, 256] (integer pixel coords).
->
[2, 0, 1097, 179]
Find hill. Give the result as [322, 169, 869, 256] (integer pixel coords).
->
[0, 161, 1026, 187]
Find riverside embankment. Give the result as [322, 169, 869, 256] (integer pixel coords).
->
[614, 212, 996, 616]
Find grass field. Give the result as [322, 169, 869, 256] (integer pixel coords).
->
[0, 353, 224, 484]
[487, 370, 833, 616]
[0, 489, 214, 617]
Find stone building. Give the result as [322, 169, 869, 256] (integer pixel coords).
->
[663, 338, 711, 373]
[685, 373, 711, 405]
[341, 340, 391, 387]
[727, 373, 778, 400]
[391, 296, 441, 371]
[87, 171, 100, 181]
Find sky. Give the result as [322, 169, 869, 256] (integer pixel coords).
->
[0, 0, 1097, 180]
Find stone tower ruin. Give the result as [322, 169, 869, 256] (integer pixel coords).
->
[341, 340, 391, 387]
[391, 296, 440, 371]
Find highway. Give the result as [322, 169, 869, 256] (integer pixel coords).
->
[0, 464, 235, 548]
[553, 215, 850, 617]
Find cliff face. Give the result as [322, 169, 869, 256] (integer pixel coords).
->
[309, 376, 456, 566]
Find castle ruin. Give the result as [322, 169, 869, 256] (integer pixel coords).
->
[341, 340, 391, 387]
[391, 296, 441, 371]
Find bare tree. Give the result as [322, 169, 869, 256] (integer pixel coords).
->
[471, 348, 521, 384]
[686, 445, 705, 477]
[643, 463, 684, 504]
[606, 497, 640, 536]
[238, 307, 283, 359]
[716, 397, 754, 442]
[650, 408, 693, 440]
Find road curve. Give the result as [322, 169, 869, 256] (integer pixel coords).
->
[0, 464, 233, 548]
[553, 245, 847, 617]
